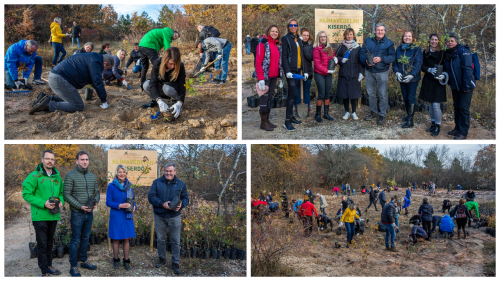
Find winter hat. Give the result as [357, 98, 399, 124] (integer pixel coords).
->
[316, 193, 320, 196]
[393, 195, 399, 201]
[247, 35, 250, 37]
[423, 198, 429, 204]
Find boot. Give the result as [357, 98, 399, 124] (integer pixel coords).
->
[426, 121, 436, 132]
[291, 116, 302, 124]
[113, 258, 120, 269]
[155, 257, 167, 268]
[401, 104, 414, 128]
[389, 247, 399, 252]
[402, 102, 410, 121]
[431, 124, 440, 136]
[123, 259, 131, 270]
[293, 107, 300, 118]
[171, 262, 182, 275]
[283, 119, 295, 131]
[29, 96, 51, 115]
[266, 109, 277, 128]
[260, 112, 274, 131]
[323, 105, 334, 120]
[315, 105, 322, 123]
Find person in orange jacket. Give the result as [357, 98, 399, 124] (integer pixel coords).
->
[299, 195, 318, 237]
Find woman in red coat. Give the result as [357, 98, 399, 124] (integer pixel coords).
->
[313, 31, 337, 123]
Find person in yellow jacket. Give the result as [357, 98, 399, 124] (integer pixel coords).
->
[339, 203, 359, 248]
[50, 17, 72, 67]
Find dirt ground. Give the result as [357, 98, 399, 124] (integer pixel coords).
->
[241, 54, 495, 140]
[4, 192, 246, 277]
[265, 188, 496, 276]
[5, 51, 237, 140]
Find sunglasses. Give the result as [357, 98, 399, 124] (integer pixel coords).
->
[289, 24, 298, 27]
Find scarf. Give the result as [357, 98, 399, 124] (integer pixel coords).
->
[341, 39, 359, 50]
[401, 43, 412, 51]
[445, 45, 458, 61]
[113, 178, 131, 192]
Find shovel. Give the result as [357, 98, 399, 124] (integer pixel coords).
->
[191, 56, 222, 78]
[297, 70, 308, 119]
[126, 84, 132, 90]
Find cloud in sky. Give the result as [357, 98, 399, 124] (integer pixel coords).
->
[112, 4, 162, 19]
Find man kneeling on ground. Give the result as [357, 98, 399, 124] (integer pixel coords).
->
[317, 214, 334, 232]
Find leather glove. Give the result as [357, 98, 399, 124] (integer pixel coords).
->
[170, 101, 182, 118]
[303, 73, 309, 81]
[342, 58, 348, 64]
[279, 79, 284, 88]
[157, 99, 169, 112]
[334, 57, 339, 64]
[396, 72, 403, 82]
[124, 67, 128, 74]
[428, 68, 437, 75]
[327, 70, 335, 74]
[258, 80, 266, 91]
[358, 73, 364, 82]
[100, 102, 109, 109]
[14, 79, 26, 89]
[403, 75, 414, 83]
[435, 74, 444, 80]
[122, 80, 128, 87]
[216, 55, 223, 60]
[286, 72, 293, 79]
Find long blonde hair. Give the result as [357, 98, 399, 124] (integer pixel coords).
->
[313, 31, 329, 48]
[116, 49, 126, 61]
[159, 47, 181, 81]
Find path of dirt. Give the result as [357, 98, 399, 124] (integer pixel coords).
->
[5, 51, 237, 140]
[267, 188, 496, 276]
[241, 55, 495, 140]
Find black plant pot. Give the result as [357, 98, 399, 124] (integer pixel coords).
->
[224, 248, 231, 259]
[237, 249, 246, 260]
[30, 244, 37, 258]
[337, 94, 343, 105]
[57, 245, 65, 258]
[85, 88, 94, 100]
[203, 249, 210, 259]
[153, 239, 157, 249]
[217, 249, 222, 259]
[389, 100, 395, 108]
[193, 247, 200, 258]
[89, 234, 95, 245]
[366, 53, 374, 65]
[180, 247, 186, 258]
[87, 244, 90, 251]
[276, 96, 283, 108]
[434, 65, 443, 78]
[230, 249, 237, 260]
[130, 237, 135, 247]
[210, 248, 217, 259]
[190, 248, 194, 258]
[140, 237, 145, 246]
[327, 59, 336, 70]
[96, 236, 101, 245]
[64, 245, 69, 255]
[103, 233, 107, 240]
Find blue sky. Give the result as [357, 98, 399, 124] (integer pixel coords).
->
[111, 5, 165, 20]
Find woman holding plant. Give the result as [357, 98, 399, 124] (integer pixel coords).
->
[106, 165, 137, 270]
[293, 28, 314, 118]
[336, 28, 364, 121]
[312, 31, 337, 123]
[392, 31, 423, 128]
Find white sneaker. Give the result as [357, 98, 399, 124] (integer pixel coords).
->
[352, 112, 359, 120]
[32, 79, 46, 85]
[342, 112, 350, 120]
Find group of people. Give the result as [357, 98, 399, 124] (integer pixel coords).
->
[251, 21, 477, 139]
[22, 150, 189, 276]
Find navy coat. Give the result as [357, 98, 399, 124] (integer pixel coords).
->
[444, 44, 476, 92]
[381, 201, 396, 223]
[148, 175, 189, 218]
[359, 36, 396, 73]
[418, 203, 434, 222]
[392, 45, 423, 82]
[106, 181, 137, 240]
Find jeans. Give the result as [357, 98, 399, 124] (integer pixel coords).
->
[69, 211, 93, 267]
[400, 81, 418, 105]
[346, 222, 355, 242]
[380, 200, 386, 210]
[154, 214, 181, 264]
[132, 64, 143, 73]
[336, 191, 338, 197]
[348, 190, 351, 196]
[245, 44, 251, 55]
[259, 78, 277, 112]
[294, 78, 312, 106]
[366, 200, 378, 211]
[33, 221, 58, 274]
[48, 72, 85, 113]
[72, 37, 80, 48]
[285, 70, 300, 120]
[394, 214, 400, 232]
[365, 70, 389, 116]
[452, 89, 474, 136]
[384, 223, 396, 248]
[314, 72, 332, 100]
[139, 46, 159, 84]
[143, 80, 179, 101]
[52, 42, 66, 65]
[320, 207, 326, 215]
[214, 42, 232, 81]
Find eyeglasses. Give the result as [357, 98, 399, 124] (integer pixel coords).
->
[43, 158, 55, 161]
[289, 24, 298, 28]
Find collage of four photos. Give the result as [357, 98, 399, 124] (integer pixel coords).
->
[2, 3, 497, 277]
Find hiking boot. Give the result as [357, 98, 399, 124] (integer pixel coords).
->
[448, 129, 458, 136]
[29, 95, 50, 115]
[80, 262, 97, 270]
[123, 259, 131, 270]
[293, 108, 300, 119]
[323, 105, 334, 120]
[385, 247, 390, 251]
[69, 267, 81, 277]
[260, 112, 274, 131]
[431, 124, 440, 136]
[155, 257, 167, 268]
[33, 79, 46, 85]
[113, 258, 120, 269]
[426, 121, 436, 132]
[32, 92, 47, 107]
[291, 116, 302, 124]
[401, 104, 414, 128]
[365, 111, 377, 121]
[342, 112, 350, 120]
[171, 262, 182, 275]
[283, 120, 295, 131]
[47, 266, 61, 275]
[352, 112, 359, 120]
[142, 100, 158, 108]
[376, 115, 385, 125]
[389, 247, 399, 252]
[454, 134, 466, 140]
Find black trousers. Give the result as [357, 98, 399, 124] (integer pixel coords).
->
[422, 220, 432, 239]
[344, 98, 358, 113]
[259, 78, 277, 112]
[451, 89, 474, 136]
[139, 46, 159, 84]
[366, 200, 378, 211]
[456, 217, 467, 231]
[285, 70, 301, 120]
[33, 220, 58, 274]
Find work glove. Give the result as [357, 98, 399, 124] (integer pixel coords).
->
[396, 72, 403, 82]
[258, 80, 266, 91]
[100, 102, 109, 109]
[136, 59, 141, 65]
[170, 101, 182, 118]
[339, 222, 343, 228]
[428, 68, 437, 75]
[403, 75, 414, 83]
[435, 74, 445, 80]
[122, 80, 128, 87]
[14, 79, 26, 89]
[286, 72, 293, 79]
[303, 73, 309, 81]
[124, 67, 128, 74]
[358, 73, 364, 82]
[216, 55, 223, 60]
[200, 67, 206, 73]
[65, 33, 72, 37]
[157, 99, 169, 113]
[278, 79, 284, 88]
[333, 57, 339, 64]
[342, 58, 348, 64]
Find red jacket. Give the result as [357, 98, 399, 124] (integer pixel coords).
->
[333, 187, 339, 192]
[313, 44, 335, 75]
[252, 200, 267, 207]
[299, 201, 318, 217]
[256, 35, 280, 81]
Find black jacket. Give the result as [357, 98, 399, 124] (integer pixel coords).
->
[419, 48, 447, 103]
[281, 32, 308, 74]
[148, 176, 189, 218]
[336, 44, 364, 99]
[418, 203, 434, 222]
[464, 191, 476, 201]
[250, 37, 259, 54]
[126, 49, 141, 68]
[199, 26, 220, 41]
[72, 25, 81, 38]
[381, 201, 396, 223]
[449, 204, 472, 219]
[301, 39, 314, 77]
[150, 58, 186, 103]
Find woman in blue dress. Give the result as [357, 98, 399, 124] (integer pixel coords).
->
[106, 165, 137, 270]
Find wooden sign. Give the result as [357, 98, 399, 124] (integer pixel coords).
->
[315, 9, 364, 44]
[107, 149, 158, 186]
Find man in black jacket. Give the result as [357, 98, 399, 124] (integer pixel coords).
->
[379, 190, 387, 210]
[250, 33, 260, 78]
[464, 189, 476, 202]
[29, 53, 113, 115]
[365, 188, 379, 212]
[71, 21, 82, 48]
[381, 200, 398, 251]
[125, 43, 142, 74]
[148, 163, 189, 275]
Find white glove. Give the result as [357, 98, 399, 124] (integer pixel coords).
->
[199, 53, 204, 58]
[396, 72, 403, 82]
[200, 67, 206, 72]
[122, 80, 128, 87]
[334, 57, 338, 64]
[342, 58, 348, 64]
[23, 78, 28, 86]
[65, 33, 72, 37]
[258, 80, 266, 91]
[216, 55, 223, 60]
[170, 101, 182, 118]
[286, 72, 293, 79]
[339, 222, 343, 227]
[403, 75, 414, 83]
[358, 73, 364, 82]
[428, 68, 437, 75]
[136, 59, 141, 65]
[327, 70, 335, 74]
[303, 73, 309, 81]
[435, 75, 444, 80]
[157, 99, 169, 113]
[100, 102, 109, 109]
[14, 79, 26, 89]
[124, 67, 128, 74]
[279, 79, 283, 88]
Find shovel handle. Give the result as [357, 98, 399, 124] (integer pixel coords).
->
[193, 56, 222, 77]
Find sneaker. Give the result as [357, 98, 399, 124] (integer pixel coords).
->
[283, 120, 295, 131]
[32, 79, 46, 85]
[171, 262, 182, 275]
[352, 112, 359, 120]
[342, 112, 350, 120]
[69, 267, 81, 277]
[47, 266, 61, 275]
[80, 262, 97, 270]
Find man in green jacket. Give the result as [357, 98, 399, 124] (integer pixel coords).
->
[63, 151, 100, 277]
[464, 201, 480, 227]
[22, 149, 64, 277]
[138, 27, 180, 88]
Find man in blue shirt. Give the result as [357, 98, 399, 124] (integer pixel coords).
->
[5, 39, 45, 89]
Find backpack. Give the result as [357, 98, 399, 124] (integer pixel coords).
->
[456, 205, 467, 218]
[471, 52, 480, 80]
